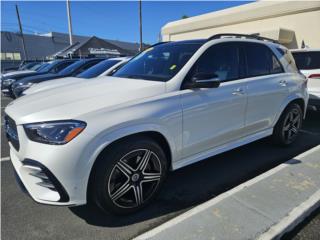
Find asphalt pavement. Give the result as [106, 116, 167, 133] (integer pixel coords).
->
[1, 96, 320, 240]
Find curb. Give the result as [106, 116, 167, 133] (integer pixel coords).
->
[258, 189, 320, 240]
[134, 145, 320, 240]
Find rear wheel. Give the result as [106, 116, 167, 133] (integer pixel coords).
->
[272, 103, 303, 146]
[91, 137, 168, 215]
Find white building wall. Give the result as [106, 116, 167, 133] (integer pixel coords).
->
[161, 1, 320, 49]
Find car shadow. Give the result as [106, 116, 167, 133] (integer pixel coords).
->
[69, 111, 320, 227]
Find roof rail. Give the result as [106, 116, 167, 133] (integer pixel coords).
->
[207, 33, 279, 44]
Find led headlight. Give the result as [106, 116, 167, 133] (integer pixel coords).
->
[24, 120, 86, 145]
[3, 78, 16, 86]
[13, 82, 34, 97]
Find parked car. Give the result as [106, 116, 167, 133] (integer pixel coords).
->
[291, 49, 320, 111]
[1, 59, 78, 97]
[4, 34, 308, 215]
[12, 58, 105, 98]
[23, 57, 131, 96]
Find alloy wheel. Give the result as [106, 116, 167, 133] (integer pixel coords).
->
[107, 149, 162, 209]
[282, 108, 301, 143]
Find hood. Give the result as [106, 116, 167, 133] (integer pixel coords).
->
[1, 71, 43, 81]
[2, 70, 35, 77]
[15, 73, 60, 85]
[5, 76, 166, 124]
[24, 77, 85, 95]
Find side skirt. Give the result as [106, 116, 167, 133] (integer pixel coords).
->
[172, 128, 273, 170]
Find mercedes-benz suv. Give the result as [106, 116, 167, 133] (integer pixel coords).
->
[4, 34, 308, 215]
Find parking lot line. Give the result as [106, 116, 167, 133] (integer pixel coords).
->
[1, 157, 10, 162]
[134, 145, 320, 240]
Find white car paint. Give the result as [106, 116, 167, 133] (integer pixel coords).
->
[291, 49, 320, 109]
[5, 38, 308, 206]
[23, 57, 131, 96]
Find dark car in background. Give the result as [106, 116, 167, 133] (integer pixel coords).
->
[12, 58, 105, 98]
[1, 59, 78, 97]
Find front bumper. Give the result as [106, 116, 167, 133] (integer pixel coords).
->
[8, 123, 94, 206]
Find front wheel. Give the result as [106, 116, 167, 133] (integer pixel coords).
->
[91, 137, 168, 215]
[272, 103, 303, 146]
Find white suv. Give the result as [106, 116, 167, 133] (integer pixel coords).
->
[5, 34, 308, 214]
[291, 49, 320, 111]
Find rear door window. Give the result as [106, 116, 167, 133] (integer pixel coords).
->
[244, 43, 283, 77]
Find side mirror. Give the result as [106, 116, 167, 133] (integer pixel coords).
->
[187, 73, 220, 89]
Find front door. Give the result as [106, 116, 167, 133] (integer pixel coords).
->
[180, 42, 247, 159]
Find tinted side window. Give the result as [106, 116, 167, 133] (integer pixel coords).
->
[188, 43, 240, 82]
[270, 54, 283, 74]
[245, 43, 283, 77]
[53, 61, 75, 73]
[74, 61, 101, 75]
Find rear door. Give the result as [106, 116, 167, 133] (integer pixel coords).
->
[243, 42, 288, 134]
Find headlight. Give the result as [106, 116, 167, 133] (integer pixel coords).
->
[24, 120, 86, 145]
[13, 82, 34, 91]
[3, 79, 16, 86]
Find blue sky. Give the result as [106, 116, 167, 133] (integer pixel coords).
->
[1, 1, 252, 44]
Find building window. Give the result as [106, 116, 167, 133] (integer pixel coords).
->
[0, 52, 22, 60]
[13, 53, 21, 60]
[5, 53, 13, 60]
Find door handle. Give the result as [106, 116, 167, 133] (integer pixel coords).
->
[279, 80, 287, 86]
[232, 88, 245, 96]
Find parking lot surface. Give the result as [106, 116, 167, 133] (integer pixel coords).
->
[1, 96, 320, 240]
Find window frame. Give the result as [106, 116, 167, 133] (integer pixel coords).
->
[242, 42, 284, 79]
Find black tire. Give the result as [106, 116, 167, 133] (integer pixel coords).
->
[272, 103, 303, 146]
[90, 136, 168, 215]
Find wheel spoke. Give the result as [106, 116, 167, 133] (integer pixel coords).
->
[292, 115, 300, 124]
[117, 160, 134, 175]
[110, 182, 131, 201]
[289, 112, 294, 121]
[142, 172, 161, 182]
[291, 126, 298, 134]
[137, 150, 151, 171]
[133, 185, 144, 206]
[283, 123, 291, 131]
[288, 130, 293, 139]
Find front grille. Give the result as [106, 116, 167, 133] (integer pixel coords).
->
[4, 114, 20, 151]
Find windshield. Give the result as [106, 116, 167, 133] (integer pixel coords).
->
[19, 62, 38, 70]
[30, 63, 43, 71]
[77, 59, 120, 78]
[112, 42, 202, 81]
[292, 51, 320, 70]
[35, 63, 49, 72]
[59, 60, 86, 75]
[38, 61, 57, 73]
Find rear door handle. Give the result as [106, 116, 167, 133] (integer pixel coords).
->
[279, 80, 287, 86]
[232, 88, 245, 96]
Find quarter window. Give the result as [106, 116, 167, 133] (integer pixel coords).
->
[188, 43, 240, 82]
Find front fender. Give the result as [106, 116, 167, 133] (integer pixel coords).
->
[76, 122, 180, 202]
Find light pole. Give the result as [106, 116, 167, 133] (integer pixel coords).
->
[15, 4, 28, 60]
[66, 0, 73, 45]
[139, 0, 143, 52]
